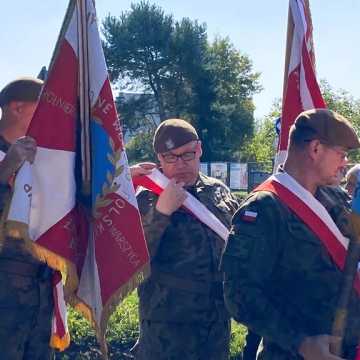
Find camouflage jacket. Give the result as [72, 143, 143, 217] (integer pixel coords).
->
[137, 173, 239, 323]
[221, 184, 360, 359]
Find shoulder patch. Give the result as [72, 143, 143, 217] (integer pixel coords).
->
[241, 210, 258, 222]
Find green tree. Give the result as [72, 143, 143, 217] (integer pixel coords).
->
[200, 37, 261, 161]
[102, 1, 261, 162]
[242, 80, 360, 166]
[240, 99, 280, 164]
[320, 80, 360, 162]
[126, 131, 156, 164]
[103, 1, 207, 122]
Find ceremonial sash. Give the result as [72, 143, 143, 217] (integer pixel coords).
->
[133, 169, 229, 242]
[255, 172, 360, 296]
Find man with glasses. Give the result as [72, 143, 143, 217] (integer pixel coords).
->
[131, 118, 238, 360]
[222, 109, 360, 360]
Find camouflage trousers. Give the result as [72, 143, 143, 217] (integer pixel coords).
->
[132, 320, 230, 360]
[0, 267, 54, 360]
[257, 341, 358, 360]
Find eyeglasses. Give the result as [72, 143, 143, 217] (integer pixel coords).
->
[327, 146, 348, 161]
[160, 151, 197, 164]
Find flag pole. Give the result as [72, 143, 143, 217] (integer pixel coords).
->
[78, 6, 108, 357]
[282, 2, 294, 106]
[78, 0, 92, 196]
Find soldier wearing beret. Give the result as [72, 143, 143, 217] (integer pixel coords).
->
[131, 119, 239, 359]
[221, 108, 360, 360]
[0, 78, 54, 359]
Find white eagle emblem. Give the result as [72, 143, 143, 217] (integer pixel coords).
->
[165, 138, 175, 150]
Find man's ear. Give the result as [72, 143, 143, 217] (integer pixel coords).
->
[196, 140, 203, 157]
[8, 100, 23, 115]
[307, 139, 322, 160]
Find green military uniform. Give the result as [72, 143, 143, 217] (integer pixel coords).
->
[134, 173, 238, 360]
[0, 136, 54, 360]
[221, 182, 360, 360]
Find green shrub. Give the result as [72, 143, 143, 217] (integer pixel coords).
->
[232, 190, 248, 203]
[56, 291, 247, 359]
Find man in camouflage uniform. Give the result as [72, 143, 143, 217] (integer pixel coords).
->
[240, 170, 354, 360]
[0, 78, 54, 359]
[221, 109, 360, 360]
[132, 119, 238, 360]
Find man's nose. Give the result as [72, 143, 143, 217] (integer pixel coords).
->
[174, 157, 187, 166]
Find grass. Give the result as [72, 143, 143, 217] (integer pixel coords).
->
[56, 291, 247, 359]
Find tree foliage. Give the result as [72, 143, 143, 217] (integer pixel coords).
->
[242, 81, 360, 166]
[102, 1, 261, 162]
[103, 1, 208, 122]
[240, 99, 280, 163]
[200, 37, 261, 161]
[320, 80, 360, 162]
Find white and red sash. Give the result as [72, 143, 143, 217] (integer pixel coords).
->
[133, 169, 229, 243]
[255, 172, 360, 296]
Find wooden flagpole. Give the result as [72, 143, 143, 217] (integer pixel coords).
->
[282, 2, 294, 106]
[78, 0, 91, 196]
[77, 3, 108, 357]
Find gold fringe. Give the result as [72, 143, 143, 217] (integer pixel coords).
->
[50, 332, 71, 351]
[97, 262, 151, 359]
[3, 213, 150, 356]
[3, 220, 97, 351]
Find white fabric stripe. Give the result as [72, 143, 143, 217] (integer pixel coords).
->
[288, 0, 303, 74]
[64, 3, 79, 57]
[296, 0, 308, 37]
[0, 151, 5, 161]
[299, 60, 315, 110]
[244, 210, 257, 217]
[78, 226, 103, 324]
[114, 151, 138, 209]
[288, 25, 301, 74]
[7, 162, 32, 226]
[148, 169, 229, 241]
[56, 281, 68, 332]
[87, 0, 108, 107]
[290, 0, 306, 40]
[271, 172, 349, 249]
[52, 281, 68, 335]
[29, 147, 76, 240]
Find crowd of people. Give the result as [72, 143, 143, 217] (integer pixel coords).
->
[1, 77, 360, 360]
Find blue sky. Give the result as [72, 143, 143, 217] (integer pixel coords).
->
[1, 1, 360, 119]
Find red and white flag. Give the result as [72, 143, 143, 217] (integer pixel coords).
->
[5, 0, 149, 353]
[275, 0, 326, 168]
